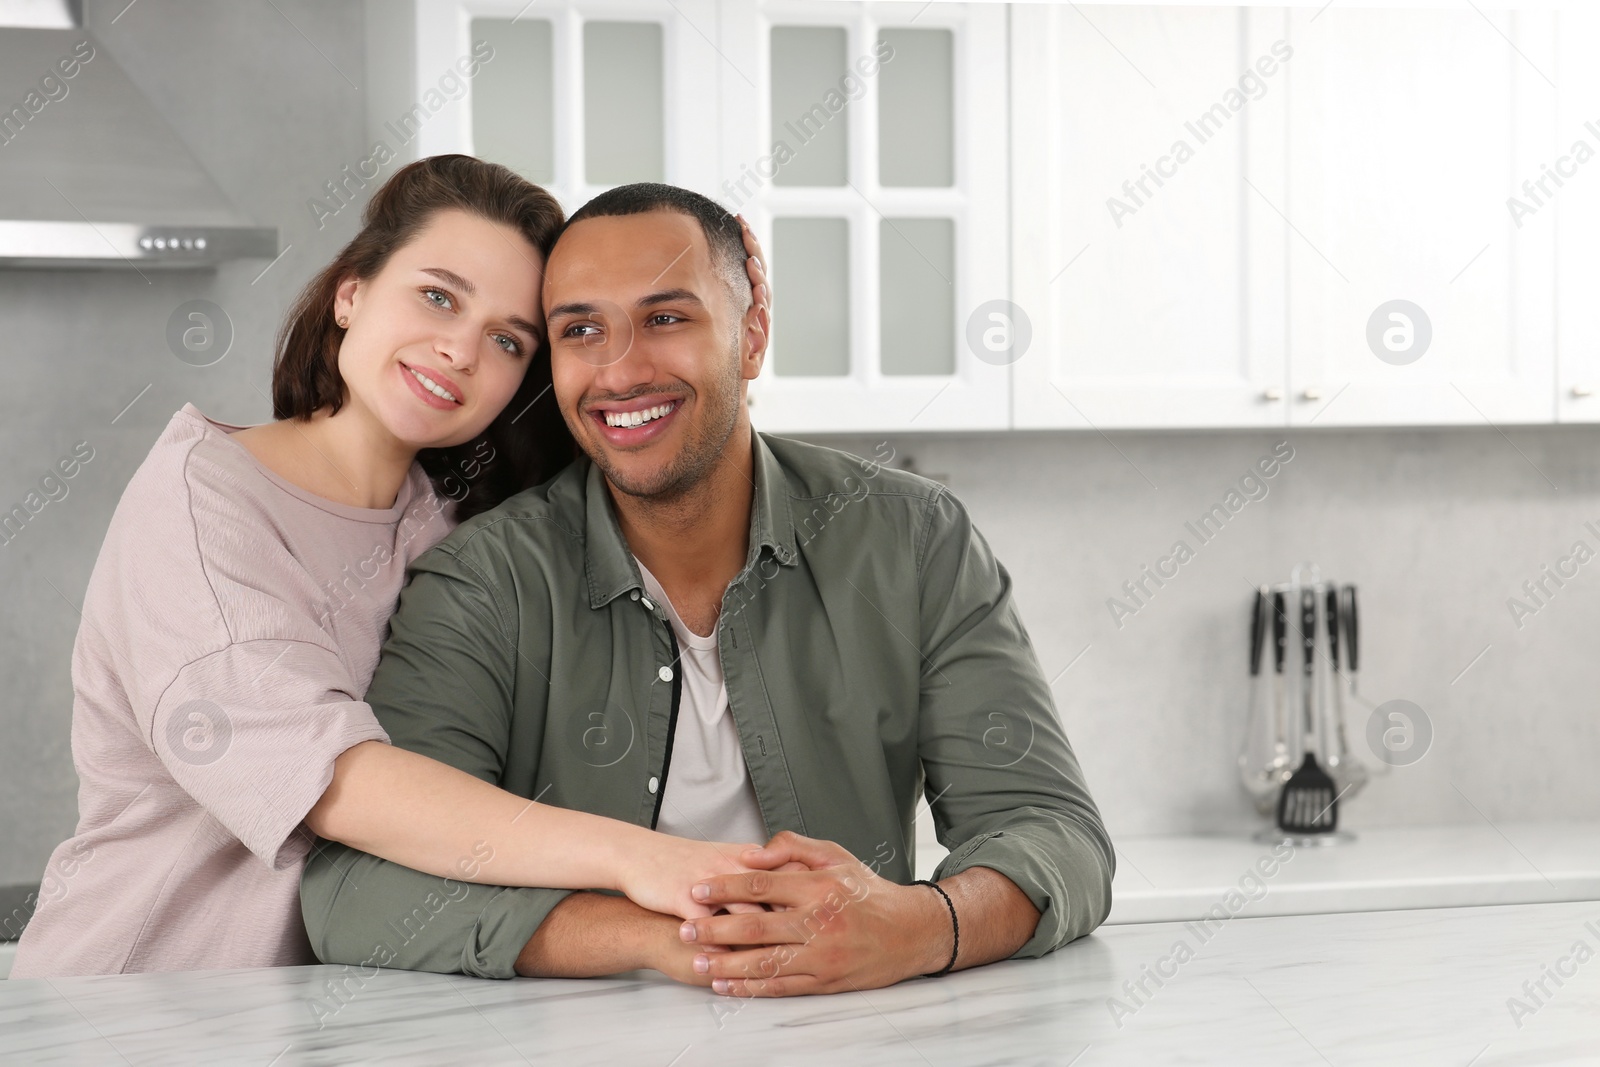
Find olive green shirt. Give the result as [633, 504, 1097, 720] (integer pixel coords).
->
[300, 432, 1114, 979]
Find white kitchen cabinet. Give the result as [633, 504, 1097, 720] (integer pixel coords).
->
[1281, 5, 1557, 427]
[369, 0, 1577, 435]
[1010, 4, 1291, 430]
[1556, 4, 1600, 423]
[721, 2, 1012, 433]
[373, 0, 722, 216]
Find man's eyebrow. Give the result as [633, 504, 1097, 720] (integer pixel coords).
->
[547, 301, 597, 320]
[546, 290, 705, 320]
[637, 288, 704, 309]
[422, 267, 539, 338]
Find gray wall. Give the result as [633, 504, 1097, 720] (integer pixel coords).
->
[1, 0, 371, 886]
[4, 0, 1595, 891]
[812, 426, 1600, 836]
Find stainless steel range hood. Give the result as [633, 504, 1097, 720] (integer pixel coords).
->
[0, 0, 277, 269]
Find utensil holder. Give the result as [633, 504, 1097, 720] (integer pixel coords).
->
[1240, 563, 1368, 843]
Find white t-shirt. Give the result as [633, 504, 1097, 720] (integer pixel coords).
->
[635, 559, 768, 848]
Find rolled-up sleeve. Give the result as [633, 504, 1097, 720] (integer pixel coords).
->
[150, 642, 388, 870]
[300, 542, 573, 978]
[914, 488, 1115, 956]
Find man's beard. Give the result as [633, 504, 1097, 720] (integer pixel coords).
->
[575, 339, 743, 503]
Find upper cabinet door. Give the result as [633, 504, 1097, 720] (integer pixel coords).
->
[402, 0, 722, 216]
[720, 1, 1010, 434]
[1010, 5, 1291, 430]
[1283, 6, 1557, 427]
[1557, 5, 1600, 423]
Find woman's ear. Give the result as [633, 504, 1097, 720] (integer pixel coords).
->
[333, 275, 361, 327]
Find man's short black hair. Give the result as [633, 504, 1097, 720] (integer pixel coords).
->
[561, 182, 749, 311]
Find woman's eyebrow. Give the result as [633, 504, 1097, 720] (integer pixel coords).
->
[421, 267, 476, 294]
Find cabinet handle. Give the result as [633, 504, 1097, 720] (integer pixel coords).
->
[1262, 387, 1283, 402]
[1572, 385, 1593, 398]
[1301, 386, 1323, 401]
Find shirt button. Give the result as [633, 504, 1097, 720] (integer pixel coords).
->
[657, 665, 674, 682]
[630, 591, 641, 601]
[647, 776, 659, 794]
[641, 597, 656, 611]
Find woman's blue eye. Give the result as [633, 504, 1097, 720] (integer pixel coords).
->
[494, 334, 522, 356]
[423, 288, 453, 310]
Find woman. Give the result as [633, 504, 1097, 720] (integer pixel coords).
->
[11, 155, 776, 978]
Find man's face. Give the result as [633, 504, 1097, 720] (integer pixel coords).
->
[544, 210, 760, 500]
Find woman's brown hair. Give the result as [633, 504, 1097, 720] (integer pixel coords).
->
[272, 154, 575, 521]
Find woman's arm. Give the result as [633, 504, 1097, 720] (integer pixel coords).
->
[305, 740, 764, 920]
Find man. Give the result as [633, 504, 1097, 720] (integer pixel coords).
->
[301, 183, 1114, 997]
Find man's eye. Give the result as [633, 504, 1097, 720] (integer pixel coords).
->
[564, 323, 600, 338]
[647, 313, 682, 327]
[423, 288, 453, 310]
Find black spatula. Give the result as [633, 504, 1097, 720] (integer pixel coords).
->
[1276, 587, 1337, 834]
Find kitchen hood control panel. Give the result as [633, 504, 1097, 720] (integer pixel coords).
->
[0, 221, 278, 270]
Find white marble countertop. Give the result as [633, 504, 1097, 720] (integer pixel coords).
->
[1104, 820, 1600, 924]
[3, 899, 1596, 1065]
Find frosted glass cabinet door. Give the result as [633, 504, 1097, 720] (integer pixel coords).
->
[880, 218, 956, 376]
[770, 26, 849, 187]
[402, 0, 721, 215]
[471, 18, 555, 183]
[772, 217, 851, 377]
[1283, 6, 1556, 427]
[878, 28, 953, 188]
[1010, 5, 1290, 429]
[584, 21, 665, 185]
[721, 1, 1010, 434]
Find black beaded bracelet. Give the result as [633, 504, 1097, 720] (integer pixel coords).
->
[912, 879, 958, 977]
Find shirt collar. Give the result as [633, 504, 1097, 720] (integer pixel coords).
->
[583, 429, 798, 610]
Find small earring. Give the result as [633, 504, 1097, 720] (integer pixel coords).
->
[336, 316, 349, 328]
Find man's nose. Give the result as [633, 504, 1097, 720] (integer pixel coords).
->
[587, 319, 653, 393]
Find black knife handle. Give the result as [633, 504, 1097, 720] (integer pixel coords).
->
[1343, 584, 1359, 672]
[1250, 589, 1268, 676]
[1273, 592, 1288, 674]
[1300, 589, 1316, 676]
[1326, 587, 1341, 670]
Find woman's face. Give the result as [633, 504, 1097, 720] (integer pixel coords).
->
[332, 208, 545, 451]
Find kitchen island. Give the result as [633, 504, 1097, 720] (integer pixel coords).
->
[3, 899, 1594, 1065]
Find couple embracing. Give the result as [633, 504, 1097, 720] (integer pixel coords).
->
[14, 155, 1112, 998]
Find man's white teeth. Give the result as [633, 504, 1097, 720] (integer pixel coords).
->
[408, 366, 458, 403]
[605, 403, 674, 428]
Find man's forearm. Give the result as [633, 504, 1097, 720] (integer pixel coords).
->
[934, 866, 1043, 973]
[514, 891, 671, 978]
